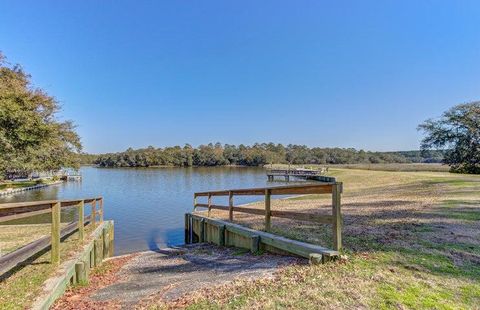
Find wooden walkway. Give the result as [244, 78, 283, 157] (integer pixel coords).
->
[266, 168, 335, 182]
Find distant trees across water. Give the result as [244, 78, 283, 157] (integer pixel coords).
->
[86, 144, 444, 168]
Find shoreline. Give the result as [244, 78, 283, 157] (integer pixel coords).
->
[0, 180, 63, 197]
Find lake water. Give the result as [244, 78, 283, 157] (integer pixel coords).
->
[0, 166, 273, 255]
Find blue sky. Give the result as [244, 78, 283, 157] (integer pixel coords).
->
[1, 1, 479, 153]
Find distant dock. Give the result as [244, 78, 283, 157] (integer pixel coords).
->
[266, 168, 335, 182]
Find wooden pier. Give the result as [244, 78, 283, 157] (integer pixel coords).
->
[191, 182, 343, 256]
[266, 168, 335, 182]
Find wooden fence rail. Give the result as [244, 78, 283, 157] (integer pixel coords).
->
[0, 197, 103, 276]
[193, 183, 343, 251]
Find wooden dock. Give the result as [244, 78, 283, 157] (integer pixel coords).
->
[266, 168, 335, 182]
[192, 182, 343, 254]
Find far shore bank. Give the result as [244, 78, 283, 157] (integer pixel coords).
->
[0, 180, 63, 197]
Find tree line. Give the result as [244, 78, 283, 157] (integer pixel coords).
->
[86, 144, 444, 168]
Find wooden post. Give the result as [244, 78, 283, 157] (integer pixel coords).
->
[99, 198, 104, 223]
[94, 238, 103, 266]
[199, 218, 205, 242]
[207, 194, 212, 217]
[78, 200, 84, 241]
[228, 191, 233, 221]
[309, 253, 323, 265]
[193, 195, 197, 211]
[219, 225, 225, 246]
[251, 235, 260, 253]
[184, 213, 190, 244]
[75, 262, 87, 284]
[91, 200, 96, 227]
[109, 222, 115, 257]
[51, 201, 61, 264]
[265, 189, 271, 231]
[103, 226, 110, 258]
[332, 182, 342, 251]
[90, 249, 95, 268]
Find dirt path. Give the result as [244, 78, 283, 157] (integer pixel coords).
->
[53, 244, 303, 309]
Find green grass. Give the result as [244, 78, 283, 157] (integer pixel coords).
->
[0, 181, 40, 190]
[0, 225, 95, 310]
[176, 168, 480, 310]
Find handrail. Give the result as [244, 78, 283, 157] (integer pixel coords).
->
[0, 197, 104, 275]
[267, 169, 323, 175]
[0, 197, 102, 210]
[193, 183, 343, 251]
[194, 183, 340, 197]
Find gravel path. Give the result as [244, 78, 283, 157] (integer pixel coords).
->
[63, 244, 302, 309]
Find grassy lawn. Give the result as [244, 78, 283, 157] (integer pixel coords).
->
[0, 223, 69, 255]
[162, 168, 480, 309]
[267, 162, 450, 172]
[0, 179, 59, 191]
[0, 181, 40, 191]
[0, 224, 96, 310]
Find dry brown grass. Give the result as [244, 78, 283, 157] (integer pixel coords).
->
[0, 223, 69, 255]
[0, 224, 97, 309]
[152, 168, 480, 309]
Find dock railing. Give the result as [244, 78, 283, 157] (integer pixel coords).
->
[193, 182, 343, 251]
[0, 197, 104, 276]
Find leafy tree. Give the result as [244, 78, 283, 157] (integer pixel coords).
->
[418, 102, 480, 174]
[0, 53, 82, 179]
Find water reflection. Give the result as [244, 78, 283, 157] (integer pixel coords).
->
[0, 166, 273, 255]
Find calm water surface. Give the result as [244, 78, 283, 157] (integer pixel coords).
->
[0, 166, 272, 255]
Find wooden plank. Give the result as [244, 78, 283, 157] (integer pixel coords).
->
[194, 183, 335, 197]
[265, 189, 271, 231]
[0, 199, 102, 224]
[207, 194, 212, 217]
[78, 201, 84, 241]
[0, 198, 101, 211]
[102, 227, 110, 258]
[219, 225, 225, 246]
[0, 208, 51, 223]
[91, 200, 96, 227]
[0, 200, 58, 210]
[94, 238, 103, 267]
[75, 262, 86, 284]
[197, 204, 332, 223]
[184, 213, 190, 244]
[83, 197, 102, 204]
[332, 182, 342, 251]
[108, 222, 115, 257]
[198, 204, 266, 216]
[223, 220, 338, 257]
[0, 216, 92, 277]
[251, 235, 260, 253]
[234, 206, 265, 215]
[228, 191, 233, 221]
[199, 219, 205, 242]
[99, 198, 104, 222]
[270, 184, 332, 195]
[309, 253, 323, 265]
[51, 202, 61, 264]
[270, 211, 334, 224]
[195, 190, 230, 197]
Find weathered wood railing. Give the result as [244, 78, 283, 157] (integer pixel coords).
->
[0, 197, 104, 276]
[193, 183, 343, 251]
